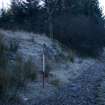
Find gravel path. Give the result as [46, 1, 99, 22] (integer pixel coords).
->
[33, 60, 105, 105]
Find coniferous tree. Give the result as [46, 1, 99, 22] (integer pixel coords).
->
[0, 0, 105, 56]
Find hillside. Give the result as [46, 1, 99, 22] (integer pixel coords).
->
[0, 30, 105, 105]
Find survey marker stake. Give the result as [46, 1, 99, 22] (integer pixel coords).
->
[42, 44, 46, 88]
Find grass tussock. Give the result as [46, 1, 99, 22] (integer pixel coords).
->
[50, 79, 60, 88]
[13, 55, 38, 86]
[0, 56, 38, 100]
[0, 69, 11, 94]
[96, 79, 105, 105]
[0, 33, 38, 100]
[0, 32, 8, 68]
[15, 56, 37, 82]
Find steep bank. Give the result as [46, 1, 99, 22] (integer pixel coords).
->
[0, 30, 102, 104]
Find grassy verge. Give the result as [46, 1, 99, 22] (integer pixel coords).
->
[0, 32, 37, 102]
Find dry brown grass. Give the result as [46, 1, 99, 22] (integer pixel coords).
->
[50, 79, 60, 87]
[0, 31, 38, 102]
[0, 69, 11, 93]
[14, 55, 37, 86]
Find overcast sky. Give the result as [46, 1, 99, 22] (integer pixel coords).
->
[0, 0, 11, 9]
[0, 0, 105, 14]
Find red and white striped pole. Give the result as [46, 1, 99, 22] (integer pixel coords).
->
[42, 44, 45, 88]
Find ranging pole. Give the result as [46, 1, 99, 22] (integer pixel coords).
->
[42, 44, 46, 88]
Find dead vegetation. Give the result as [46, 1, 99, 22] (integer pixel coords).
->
[0, 32, 38, 100]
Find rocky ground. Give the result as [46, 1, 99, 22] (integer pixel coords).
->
[34, 60, 105, 105]
[1, 59, 104, 105]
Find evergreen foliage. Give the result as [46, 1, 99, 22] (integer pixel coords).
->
[0, 0, 105, 56]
